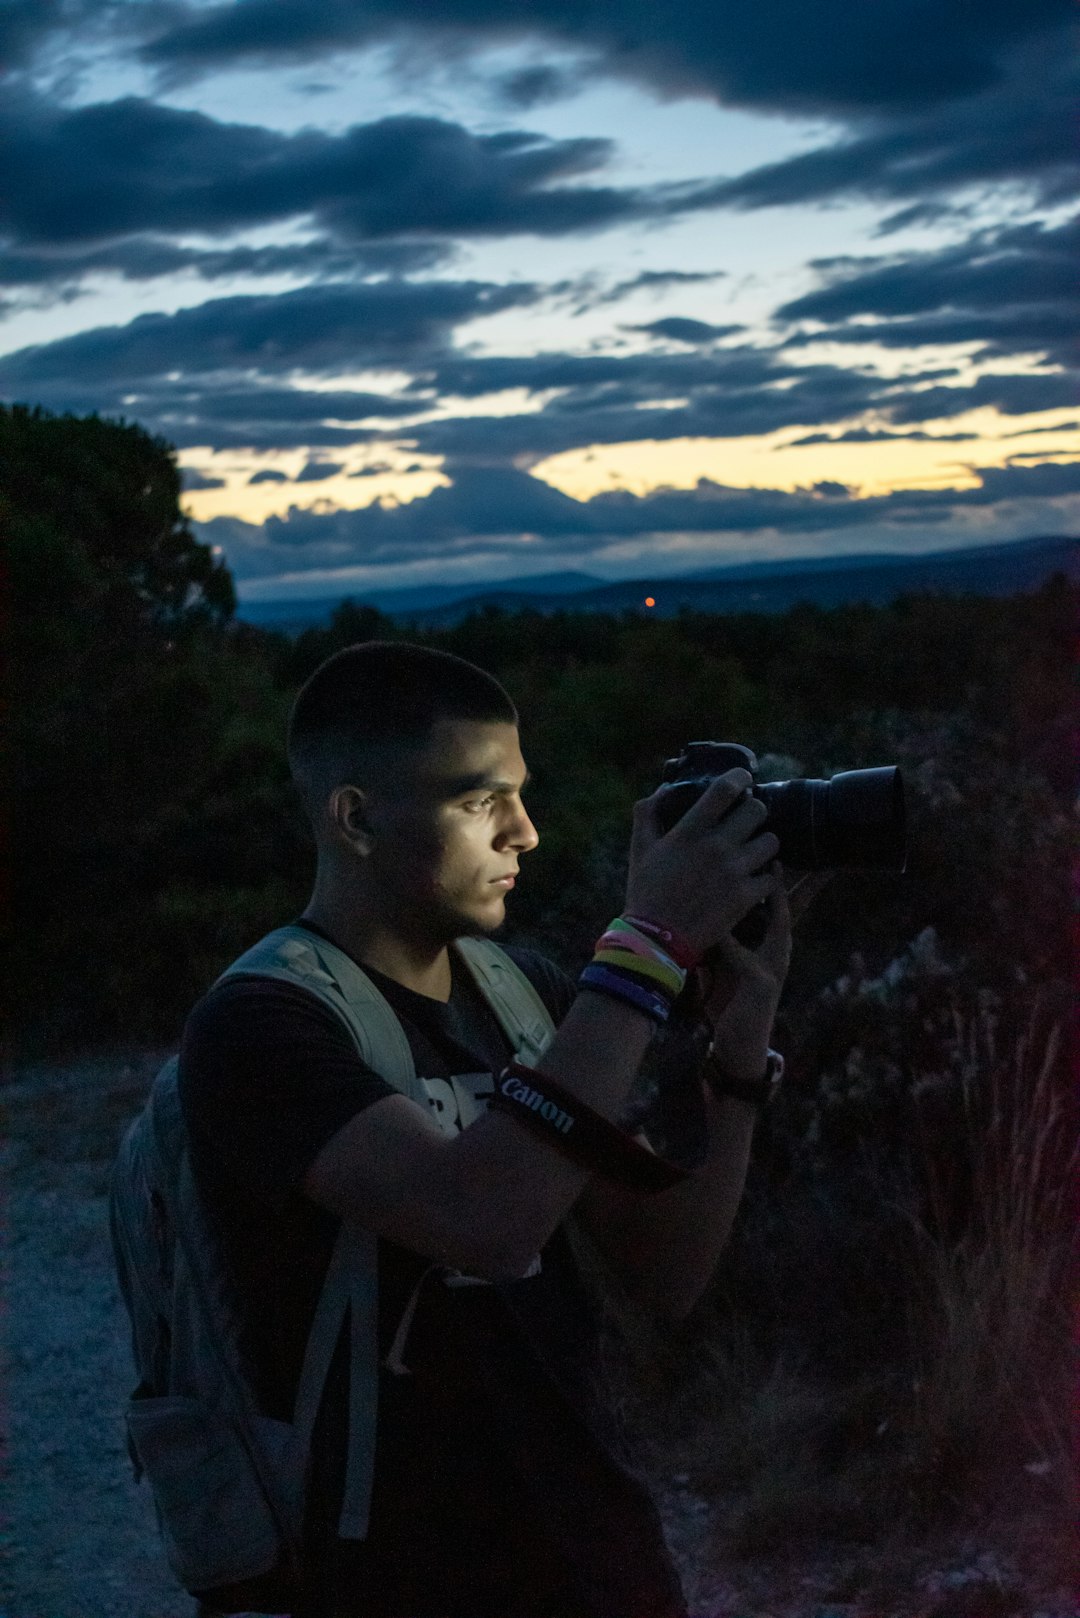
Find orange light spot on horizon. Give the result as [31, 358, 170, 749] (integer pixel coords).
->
[645, 596, 656, 607]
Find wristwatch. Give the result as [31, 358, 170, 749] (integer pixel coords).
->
[702, 1042, 785, 1108]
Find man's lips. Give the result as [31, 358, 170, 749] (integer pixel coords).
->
[491, 874, 517, 888]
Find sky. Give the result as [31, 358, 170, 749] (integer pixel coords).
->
[3, 0, 1077, 601]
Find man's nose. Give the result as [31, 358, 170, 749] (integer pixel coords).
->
[506, 803, 539, 853]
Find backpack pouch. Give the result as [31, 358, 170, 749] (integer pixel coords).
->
[125, 1393, 289, 1591]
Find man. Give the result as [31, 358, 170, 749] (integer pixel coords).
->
[178, 640, 796, 1618]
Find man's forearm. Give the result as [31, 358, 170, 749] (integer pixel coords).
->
[445, 986, 655, 1274]
[606, 1081, 758, 1322]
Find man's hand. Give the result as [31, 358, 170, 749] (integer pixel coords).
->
[698, 866, 834, 1078]
[624, 770, 780, 960]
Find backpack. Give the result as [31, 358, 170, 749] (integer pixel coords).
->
[109, 924, 555, 1605]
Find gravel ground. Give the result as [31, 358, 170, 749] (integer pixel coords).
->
[1, 1055, 1076, 1618]
[1, 1055, 191, 1618]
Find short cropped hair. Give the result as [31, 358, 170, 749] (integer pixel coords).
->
[287, 640, 518, 819]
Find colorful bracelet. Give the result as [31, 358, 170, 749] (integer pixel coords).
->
[620, 913, 701, 971]
[592, 947, 684, 995]
[599, 921, 683, 973]
[578, 961, 675, 1024]
[488, 1060, 690, 1192]
[577, 914, 694, 1025]
[596, 927, 685, 984]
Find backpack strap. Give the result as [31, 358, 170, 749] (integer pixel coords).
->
[290, 1221, 379, 1540]
[452, 936, 556, 1064]
[212, 923, 559, 1541]
[217, 926, 557, 1084]
[216, 925, 425, 1103]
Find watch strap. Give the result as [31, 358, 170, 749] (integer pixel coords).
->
[703, 1045, 784, 1107]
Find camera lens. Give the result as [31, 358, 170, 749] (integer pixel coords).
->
[757, 766, 906, 871]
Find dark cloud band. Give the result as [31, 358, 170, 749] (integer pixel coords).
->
[199, 459, 1080, 584]
[0, 279, 538, 387]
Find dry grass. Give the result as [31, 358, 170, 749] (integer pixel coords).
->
[599, 990, 1079, 1597]
[899, 997, 1078, 1525]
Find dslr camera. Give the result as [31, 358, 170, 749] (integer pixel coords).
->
[656, 741, 907, 948]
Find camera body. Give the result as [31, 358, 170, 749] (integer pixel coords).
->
[656, 741, 907, 948]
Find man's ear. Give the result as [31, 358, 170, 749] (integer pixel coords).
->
[329, 784, 375, 849]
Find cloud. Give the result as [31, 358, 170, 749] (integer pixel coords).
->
[294, 458, 343, 482]
[8, 323, 911, 454]
[8, 4, 1074, 577]
[626, 317, 743, 345]
[0, 279, 538, 389]
[0, 368, 431, 452]
[132, 2, 1077, 228]
[0, 237, 454, 295]
[11, 273, 1067, 466]
[682, 37, 1078, 216]
[583, 269, 729, 310]
[141, 0, 1070, 119]
[156, 384, 426, 423]
[881, 374, 1079, 424]
[200, 458, 1080, 583]
[1, 90, 679, 293]
[180, 468, 226, 489]
[787, 428, 981, 446]
[248, 469, 289, 484]
[780, 216, 1079, 326]
[404, 350, 947, 462]
[494, 63, 586, 111]
[775, 214, 1080, 374]
[1002, 419, 1080, 438]
[14, 4, 1069, 283]
[411, 345, 809, 405]
[0, 0, 108, 70]
[791, 309, 1079, 369]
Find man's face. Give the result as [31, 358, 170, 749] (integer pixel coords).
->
[365, 719, 539, 940]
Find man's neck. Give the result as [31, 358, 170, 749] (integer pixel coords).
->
[301, 893, 454, 1002]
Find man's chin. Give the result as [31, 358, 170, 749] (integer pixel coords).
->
[454, 899, 509, 939]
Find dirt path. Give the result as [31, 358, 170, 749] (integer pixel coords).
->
[1, 1056, 1074, 1618]
[2, 1056, 191, 1618]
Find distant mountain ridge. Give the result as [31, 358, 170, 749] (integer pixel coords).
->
[239, 569, 600, 626]
[234, 534, 1077, 631]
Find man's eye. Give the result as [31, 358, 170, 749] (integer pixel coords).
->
[465, 794, 496, 812]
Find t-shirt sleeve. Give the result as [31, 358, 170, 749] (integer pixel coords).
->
[178, 976, 397, 1204]
[501, 945, 578, 1028]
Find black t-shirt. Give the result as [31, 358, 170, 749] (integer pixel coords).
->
[178, 923, 688, 1618]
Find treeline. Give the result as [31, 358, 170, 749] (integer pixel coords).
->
[7, 403, 1074, 1056]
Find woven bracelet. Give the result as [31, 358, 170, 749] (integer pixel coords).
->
[488, 1060, 689, 1192]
